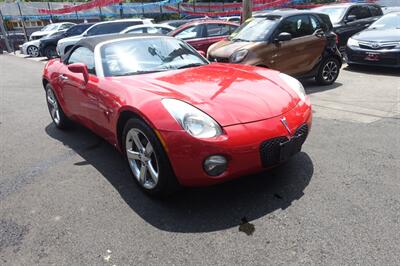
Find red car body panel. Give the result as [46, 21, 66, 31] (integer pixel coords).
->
[169, 20, 239, 54]
[43, 59, 312, 187]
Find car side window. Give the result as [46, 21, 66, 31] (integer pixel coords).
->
[127, 28, 145, 34]
[175, 26, 198, 40]
[67, 47, 96, 75]
[206, 24, 231, 37]
[368, 5, 382, 17]
[278, 15, 313, 38]
[59, 24, 73, 30]
[347, 6, 371, 20]
[309, 15, 320, 32]
[87, 22, 143, 36]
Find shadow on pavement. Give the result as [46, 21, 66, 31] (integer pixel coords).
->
[45, 123, 314, 233]
[343, 64, 400, 77]
[302, 79, 343, 95]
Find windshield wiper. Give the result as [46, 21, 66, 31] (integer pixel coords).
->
[176, 63, 205, 69]
[232, 38, 248, 42]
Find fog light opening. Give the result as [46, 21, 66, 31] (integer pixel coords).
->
[203, 155, 227, 176]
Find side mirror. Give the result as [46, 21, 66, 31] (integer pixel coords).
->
[346, 15, 356, 23]
[197, 50, 206, 57]
[275, 32, 292, 42]
[68, 63, 89, 84]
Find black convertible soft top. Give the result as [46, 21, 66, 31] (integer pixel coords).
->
[61, 33, 167, 61]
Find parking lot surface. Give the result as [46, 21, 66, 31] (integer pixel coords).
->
[1, 54, 399, 265]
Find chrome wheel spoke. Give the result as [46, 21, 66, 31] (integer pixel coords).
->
[146, 161, 158, 184]
[139, 164, 147, 184]
[127, 149, 140, 161]
[131, 132, 145, 152]
[144, 141, 153, 157]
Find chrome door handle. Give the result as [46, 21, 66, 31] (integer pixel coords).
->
[59, 74, 68, 81]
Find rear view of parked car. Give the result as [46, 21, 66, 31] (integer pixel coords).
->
[39, 23, 94, 59]
[57, 19, 153, 56]
[208, 10, 342, 85]
[169, 20, 239, 54]
[346, 12, 400, 68]
[313, 3, 383, 51]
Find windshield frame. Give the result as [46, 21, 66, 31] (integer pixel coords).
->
[94, 36, 209, 77]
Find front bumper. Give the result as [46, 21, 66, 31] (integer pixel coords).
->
[159, 98, 312, 187]
[345, 46, 400, 68]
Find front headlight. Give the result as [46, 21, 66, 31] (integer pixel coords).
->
[279, 73, 306, 102]
[162, 99, 222, 139]
[230, 49, 248, 63]
[347, 37, 359, 47]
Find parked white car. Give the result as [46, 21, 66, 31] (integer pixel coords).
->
[21, 31, 66, 57]
[57, 19, 153, 56]
[120, 24, 175, 35]
[30, 22, 75, 40]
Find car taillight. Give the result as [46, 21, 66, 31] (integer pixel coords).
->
[334, 33, 339, 45]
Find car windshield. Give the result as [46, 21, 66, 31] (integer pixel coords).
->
[369, 13, 400, 29]
[230, 17, 279, 42]
[41, 24, 58, 31]
[315, 7, 346, 24]
[100, 37, 208, 77]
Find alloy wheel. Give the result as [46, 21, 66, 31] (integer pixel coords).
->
[46, 88, 60, 125]
[322, 60, 338, 82]
[27, 46, 39, 57]
[125, 128, 159, 189]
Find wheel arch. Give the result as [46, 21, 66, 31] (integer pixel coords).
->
[116, 107, 154, 152]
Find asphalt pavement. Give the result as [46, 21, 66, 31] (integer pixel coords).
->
[0, 54, 399, 265]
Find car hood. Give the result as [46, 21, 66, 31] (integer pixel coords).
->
[22, 40, 40, 47]
[208, 40, 256, 58]
[353, 28, 400, 42]
[31, 31, 55, 37]
[115, 64, 299, 126]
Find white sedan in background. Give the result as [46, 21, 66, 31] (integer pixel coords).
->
[20, 31, 66, 57]
[29, 22, 75, 40]
[120, 24, 175, 35]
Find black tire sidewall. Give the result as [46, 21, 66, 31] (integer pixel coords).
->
[45, 46, 56, 59]
[316, 57, 340, 85]
[122, 118, 179, 197]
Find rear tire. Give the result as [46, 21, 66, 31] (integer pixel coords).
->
[315, 57, 340, 85]
[122, 118, 180, 197]
[45, 84, 71, 129]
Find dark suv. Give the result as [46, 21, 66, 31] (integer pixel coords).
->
[39, 23, 93, 59]
[313, 3, 383, 51]
[208, 10, 342, 85]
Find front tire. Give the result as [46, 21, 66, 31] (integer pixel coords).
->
[44, 45, 57, 59]
[315, 57, 340, 85]
[123, 118, 179, 197]
[45, 84, 70, 129]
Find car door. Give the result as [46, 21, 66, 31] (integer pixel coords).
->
[174, 25, 208, 52]
[270, 15, 326, 76]
[204, 23, 238, 53]
[59, 46, 99, 128]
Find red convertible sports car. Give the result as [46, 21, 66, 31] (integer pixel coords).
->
[43, 34, 312, 196]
